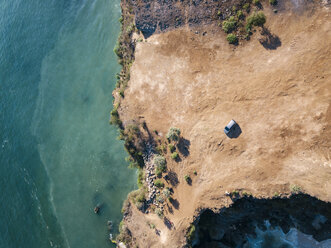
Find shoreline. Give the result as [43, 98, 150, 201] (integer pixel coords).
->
[111, 0, 331, 247]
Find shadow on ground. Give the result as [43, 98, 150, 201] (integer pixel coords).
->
[259, 27, 282, 50]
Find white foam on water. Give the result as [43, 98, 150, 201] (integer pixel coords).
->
[245, 221, 331, 248]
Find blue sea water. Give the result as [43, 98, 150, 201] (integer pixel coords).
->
[0, 1, 136, 247]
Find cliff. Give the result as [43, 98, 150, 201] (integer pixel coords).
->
[112, 0, 331, 247]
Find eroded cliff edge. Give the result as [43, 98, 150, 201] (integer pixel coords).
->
[112, 0, 331, 247]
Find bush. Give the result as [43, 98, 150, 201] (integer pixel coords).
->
[291, 185, 302, 193]
[232, 190, 240, 196]
[155, 167, 162, 178]
[246, 11, 266, 31]
[269, 0, 277, 5]
[184, 175, 191, 183]
[154, 179, 164, 188]
[153, 155, 166, 169]
[156, 195, 164, 203]
[237, 10, 244, 19]
[166, 127, 181, 142]
[135, 201, 144, 210]
[168, 144, 175, 153]
[226, 34, 238, 44]
[193, 170, 197, 175]
[186, 224, 196, 244]
[156, 145, 166, 154]
[155, 208, 163, 218]
[253, 0, 260, 5]
[163, 188, 171, 198]
[110, 105, 122, 126]
[243, 3, 250, 10]
[137, 169, 144, 188]
[135, 189, 146, 203]
[222, 16, 236, 33]
[171, 152, 179, 160]
[126, 23, 135, 34]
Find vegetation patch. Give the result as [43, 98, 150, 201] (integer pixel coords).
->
[137, 169, 145, 188]
[166, 127, 181, 142]
[163, 188, 171, 199]
[246, 11, 266, 32]
[154, 179, 164, 188]
[128, 187, 147, 210]
[168, 143, 175, 153]
[253, 0, 260, 5]
[155, 208, 164, 218]
[153, 155, 166, 169]
[186, 224, 196, 245]
[227, 33, 238, 44]
[171, 152, 179, 160]
[269, 0, 277, 5]
[222, 16, 237, 33]
[291, 184, 302, 193]
[184, 175, 191, 184]
[218, 2, 267, 45]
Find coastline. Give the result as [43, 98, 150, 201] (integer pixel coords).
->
[111, 0, 331, 247]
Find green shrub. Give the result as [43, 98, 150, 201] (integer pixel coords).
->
[155, 208, 163, 218]
[291, 185, 302, 193]
[171, 152, 179, 160]
[135, 201, 144, 210]
[242, 191, 252, 197]
[243, 3, 250, 10]
[226, 34, 238, 44]
[246, 11, 266, 31]
[168, 144, 175, 153]
[222, 16, 236, 33]
[113, 42, 121, 57]
[166, 127, 181, 142]
[163, 188, 171, 198]
[232, 190, 239, 196]
[184, 175, 191, 183]
[193, 170, 197, 175]
[269, 0, 277, 5]
[154, 179, 164, 188]
[137, 169, 145, 188]
[155, 167, 162, 178]
[126, 23, 135, 34]
[217, 10, 221, 16]
[153, 155, 166, 168]
[134, 189, 146, 203]
[253, 0, 260, 5]
[119, 89, 124, 98]
[110, 105, 122, 126]
[186, 224, 196, 244]
[156, 195, 164, 203]
[119, 220, 125, 233]
[237, 10, 244, 19]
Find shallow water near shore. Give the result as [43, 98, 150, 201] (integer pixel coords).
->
[0, 0, 136, 247]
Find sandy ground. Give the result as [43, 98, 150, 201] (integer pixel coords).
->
[119, 3, 331, 247]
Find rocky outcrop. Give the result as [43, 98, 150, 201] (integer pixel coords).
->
[129, 0, 250, 37]
[194, 194, 331, 247]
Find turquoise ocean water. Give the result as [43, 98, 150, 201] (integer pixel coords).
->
[0, 0, 136, 247]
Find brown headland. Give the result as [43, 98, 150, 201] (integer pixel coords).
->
[112, 0, 331, 247]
